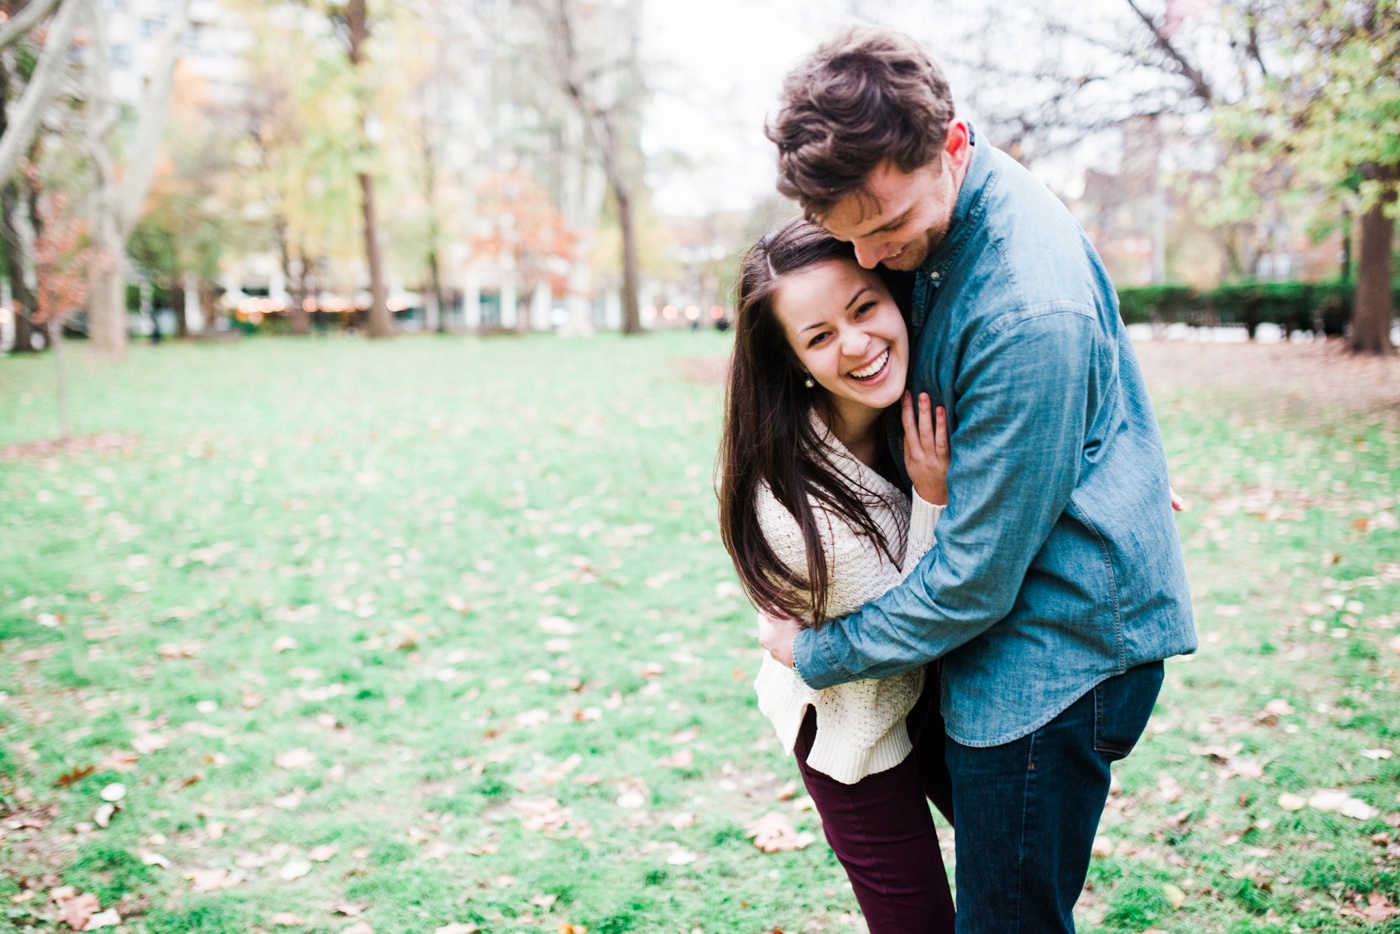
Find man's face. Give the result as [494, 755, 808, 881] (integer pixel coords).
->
[819, 121, 970, 272]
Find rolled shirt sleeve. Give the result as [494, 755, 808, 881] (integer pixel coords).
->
[793, 306, 1098, 690]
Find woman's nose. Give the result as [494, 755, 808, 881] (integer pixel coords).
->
[840, 327, 869, 356]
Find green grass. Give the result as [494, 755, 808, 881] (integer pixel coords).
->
[1, 333, 1398, 933]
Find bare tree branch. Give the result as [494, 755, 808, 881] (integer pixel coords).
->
[1123, 0, 1216, 103]
[0, 0, 85, 184]
[0, 0, 60, 50]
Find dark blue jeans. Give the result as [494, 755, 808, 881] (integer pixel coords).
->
[946, 661, 1165, 933]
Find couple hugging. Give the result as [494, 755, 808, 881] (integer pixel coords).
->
[715, 25, 1198, 934]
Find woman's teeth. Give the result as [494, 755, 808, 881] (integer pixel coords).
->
[850, 350, 889, 380]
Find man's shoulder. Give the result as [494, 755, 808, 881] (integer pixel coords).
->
[955, 148, 1110, 326]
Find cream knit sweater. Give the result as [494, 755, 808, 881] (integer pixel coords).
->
[753, 419, 943, 785]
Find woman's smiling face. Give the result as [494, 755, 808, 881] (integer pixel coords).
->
[771, 258, 909, 420]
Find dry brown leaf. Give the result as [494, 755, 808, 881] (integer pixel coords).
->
[1358, 891, 1400, 923]
[131, 734, 170, 755]
[185, 868, 241, 892]
[55, 892, 99, 930]
[745, 811, 816, 853]
[54, 765, 96, 788]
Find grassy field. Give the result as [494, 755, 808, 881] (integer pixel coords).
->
[1, 333, 1397, 934]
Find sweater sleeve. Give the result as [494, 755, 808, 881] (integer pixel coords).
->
[901, 493, 944, 578]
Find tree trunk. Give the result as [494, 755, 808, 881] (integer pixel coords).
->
[49, 317, 70, 438]
[172, 278, 188, 338]
[614, 182, 641, 335]
[345, 0, 390, 339]
[85, 0, 186, 359]
[1350, 176, 1395, 356]
[428, 244, 446, 333]
[596, 113, 641, 335]
[275, 215, 309, 335]
[2, 181, 37, 353]
[359, 170, 391, 337]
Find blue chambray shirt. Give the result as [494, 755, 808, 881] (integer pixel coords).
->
[792, 127, 1197, 747]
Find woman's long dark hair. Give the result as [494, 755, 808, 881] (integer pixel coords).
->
[717, 217, 912, 627]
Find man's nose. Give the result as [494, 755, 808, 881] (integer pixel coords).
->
[852, 239, 883, 269]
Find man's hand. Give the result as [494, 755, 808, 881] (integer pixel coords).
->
[757, 611, 801, 670]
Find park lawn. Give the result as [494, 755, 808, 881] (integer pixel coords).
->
[0, 332, 1396, 934]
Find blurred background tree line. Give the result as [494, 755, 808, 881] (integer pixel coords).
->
[0, 0, 1394, 363]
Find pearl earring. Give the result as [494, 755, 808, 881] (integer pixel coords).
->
[804, 375, 815, 389]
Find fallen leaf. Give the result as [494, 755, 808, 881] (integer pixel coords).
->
[273, 636, 298, 654]
[98, 750, 138, 773]
[433, 925, 480, 934]
[94, 803, 117, 828]
[340, 924, 374, 934]
[56, 892, 99, 930]
[1309, 789, 1351, 810]
[530, 894, 558, 910]
[54, 765, 96, 788]
[1340, 798, 1380, 820]
[666, 849, 698, 866]
[538, 616, 577, 635]
[271, 914, 305, 927]
[275, 749, 317, 771]
[1091, 836, 1113, 857]
[745, 811, 816, 853]
[308, 844, 338, 862]
[83, 908, 121, 930]
[139, 851, 170, 869]
[445, 594, 469, 614]
[99, 783, 126, 802]
[1361, 749, 1393, 760]
[1157, 773, 1183, 803]
[1359, 891, 1400, 923]
[131, 734, 170, 755]
[1162, 882, 1187, 909]
[1278, 793, 1307, 811]
[669, 812, 697, 830]
[279, 859, 312, 881]
[185, 868, 241, 892]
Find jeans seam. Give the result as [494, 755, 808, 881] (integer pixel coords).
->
[1015, 730, 1036, 934]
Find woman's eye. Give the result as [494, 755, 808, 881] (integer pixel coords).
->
[808, 333, 828, 348]
[854, 301, 877, 318]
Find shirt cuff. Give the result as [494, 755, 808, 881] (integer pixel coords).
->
[909, 494, 945, 545]
[792, 624, 850, 690]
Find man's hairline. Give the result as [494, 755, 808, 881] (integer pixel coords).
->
[806, 150, 948, 233]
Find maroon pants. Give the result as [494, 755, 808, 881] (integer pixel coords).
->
[793, 665, 956, 933]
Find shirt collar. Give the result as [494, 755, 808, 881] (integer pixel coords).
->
[912, 122, 990, 328]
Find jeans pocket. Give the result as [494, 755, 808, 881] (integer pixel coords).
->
[1093, 662, 1165, 761]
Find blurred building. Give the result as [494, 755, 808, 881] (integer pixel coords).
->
[1073, 114, 1345, 290]
[103, 0, 247, 106]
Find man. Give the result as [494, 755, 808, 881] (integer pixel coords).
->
[758, 25, 1196, 933]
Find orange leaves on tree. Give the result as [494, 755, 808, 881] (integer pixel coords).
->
[31, 188, 95, 329]
[471, 169, 578, 297]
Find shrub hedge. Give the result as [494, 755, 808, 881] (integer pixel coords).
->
[1116, 280, 1399, 338]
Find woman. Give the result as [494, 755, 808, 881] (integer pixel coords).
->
[717, 217, 956, 932]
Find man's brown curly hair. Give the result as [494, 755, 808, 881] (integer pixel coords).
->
[767, 25, 955, 221]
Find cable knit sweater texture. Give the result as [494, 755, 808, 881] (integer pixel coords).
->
[753, 419, 943, 784]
